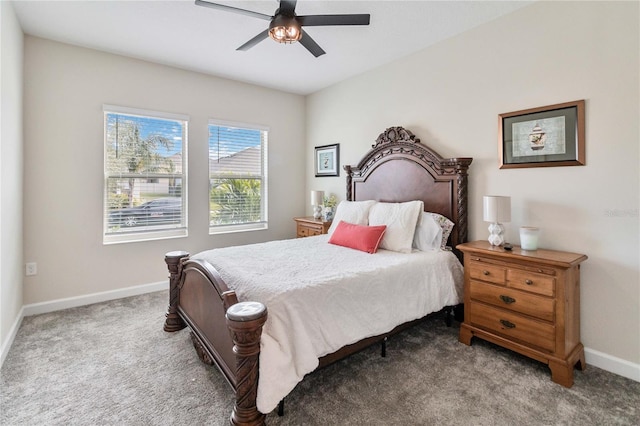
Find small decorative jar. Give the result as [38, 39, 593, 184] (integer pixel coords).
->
[520, 226, 540, 250]
[322, 206, 334, 222]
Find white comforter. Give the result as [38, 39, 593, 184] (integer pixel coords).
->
[193, 234, 464, 413]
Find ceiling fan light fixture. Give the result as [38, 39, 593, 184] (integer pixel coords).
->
[196, 0, 370, 56]
[268, 14, 302, 43]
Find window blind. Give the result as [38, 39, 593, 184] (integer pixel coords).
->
[208, 121, 268, 232]
[104, 106, 188, 243]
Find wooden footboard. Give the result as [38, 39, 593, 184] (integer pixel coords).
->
[164, 251, 267, 426]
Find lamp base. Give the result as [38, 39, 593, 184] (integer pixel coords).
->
[313, 205, 322, 220]
[487, 222, 505, 246]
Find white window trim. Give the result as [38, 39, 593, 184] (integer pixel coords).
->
[103, 105, 189, 244]
[103, 104, 189, 122]
[104, 228, 188, 245]
[208, 119, 269, 235]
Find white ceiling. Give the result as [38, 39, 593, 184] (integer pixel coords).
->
[13, 0, 533, 95]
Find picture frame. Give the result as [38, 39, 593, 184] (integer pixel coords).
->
[315, 143, 340, 177]
[499, 100, 585, 169]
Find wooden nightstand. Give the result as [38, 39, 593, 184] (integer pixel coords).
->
[294, 217, 331, 238]
[457, 241, 588, 387]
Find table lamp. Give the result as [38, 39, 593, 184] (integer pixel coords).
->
[310, 190, 324, 219]
[483, 195, 511, 246]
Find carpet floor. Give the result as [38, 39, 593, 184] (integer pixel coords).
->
[1, 290, 638, 425]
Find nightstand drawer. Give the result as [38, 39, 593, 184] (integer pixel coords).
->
[469, 303, 555, 352]
[507, 269, 555, 297]
[469, 262, 506, 285]
[294, 217, 331, 238]
[297, 226, 310, 237]
[307, 227, 323, 236]
[297, 224, 323, 236]
[469, 281, 555, 322]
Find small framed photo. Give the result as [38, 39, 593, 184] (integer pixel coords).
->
[315, 143, 340, 177]
[499, 100, 585, 169]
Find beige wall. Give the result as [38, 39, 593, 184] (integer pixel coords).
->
[0, 0, 24, 357]
[306, 1, 639, 365]
[22, 37, 306, 304]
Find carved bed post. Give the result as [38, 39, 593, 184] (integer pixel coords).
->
[163, 251, 189, 332]
[455, 163, 470, 245]
[226, 302, 268, 426]
[344, 165, 353, 201]
[444, 158, 473, 263]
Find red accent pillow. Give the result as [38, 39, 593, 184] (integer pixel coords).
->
[328, 221, 387, 254]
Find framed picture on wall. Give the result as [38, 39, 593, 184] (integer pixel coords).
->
[499, 100, 585, 169]
[315, 144, 340, 177]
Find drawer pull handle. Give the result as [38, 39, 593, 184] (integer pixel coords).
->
[500, 319, 516, 329]
[525, 279, 533, 285]
[500, 295, 516, 304]
[483, 270, 490, 276]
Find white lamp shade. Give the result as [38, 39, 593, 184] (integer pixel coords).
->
[483, 196, 511, 223]
[310, 190, 324, 206]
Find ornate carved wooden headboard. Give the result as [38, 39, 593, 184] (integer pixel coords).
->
[345, 126, 473, 261]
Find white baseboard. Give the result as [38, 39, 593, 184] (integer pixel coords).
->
[0, 306, 25, 368]
[22, 280, 168, 316]
[0, 280, 168, 370]
[585, 347, 640, 382]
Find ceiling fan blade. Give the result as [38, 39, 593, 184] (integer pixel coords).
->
[299, 30, 326, 57]
[195, 0, 272, 21]
[279, 0, 297, 16]
[236, 29, 270, 51]
[297, 14, 370, 26]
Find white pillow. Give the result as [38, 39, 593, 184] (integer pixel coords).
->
[368, 201, 423, 253]
[327, 200, 377, 236]
[413, 212, 443, 251]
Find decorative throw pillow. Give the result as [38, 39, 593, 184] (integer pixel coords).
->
[368, 201, 423, 253]
[413, 212, 443, 251]
[429, 213, 455, 249]
[327, 200, 377, 236]
[328, 221, 387, 254]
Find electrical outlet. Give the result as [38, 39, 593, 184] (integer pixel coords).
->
[25, 262, 37, 276]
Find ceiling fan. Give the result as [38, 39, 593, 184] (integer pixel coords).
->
[195, 0, 371, 57]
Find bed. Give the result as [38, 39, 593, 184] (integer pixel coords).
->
[163, 126, 472, 425]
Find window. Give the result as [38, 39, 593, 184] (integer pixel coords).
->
[209, 120, 268, 234]
[104, 105, 188, 244]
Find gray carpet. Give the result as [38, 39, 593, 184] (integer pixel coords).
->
[1, 291, 638, 425]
